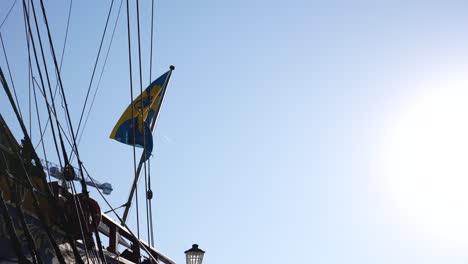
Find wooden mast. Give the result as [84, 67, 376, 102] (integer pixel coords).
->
[122, 65, 175, 224]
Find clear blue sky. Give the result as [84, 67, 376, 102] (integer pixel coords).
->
[2, 0, 468, 263]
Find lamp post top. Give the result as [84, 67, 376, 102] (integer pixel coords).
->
[185, 244, 205, 254]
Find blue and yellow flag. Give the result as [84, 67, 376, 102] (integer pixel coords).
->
[110, 71, 170, 160]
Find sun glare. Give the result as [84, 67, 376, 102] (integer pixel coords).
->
[385, 84, 468, 243]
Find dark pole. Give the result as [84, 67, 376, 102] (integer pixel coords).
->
[122, 66, 174, 224]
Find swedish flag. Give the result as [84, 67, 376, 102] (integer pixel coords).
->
[110, 71, 170, 160]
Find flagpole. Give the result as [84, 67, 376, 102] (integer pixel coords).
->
[122, 65, 175, 224]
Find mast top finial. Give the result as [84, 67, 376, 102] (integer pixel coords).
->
[170, 65, 175, 70]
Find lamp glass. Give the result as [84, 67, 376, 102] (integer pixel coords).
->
[185, 244, 205, 264]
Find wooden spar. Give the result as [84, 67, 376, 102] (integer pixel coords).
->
[122, 65, 174, 224]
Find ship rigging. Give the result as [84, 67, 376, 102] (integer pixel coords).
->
[0, 0, 177, 263]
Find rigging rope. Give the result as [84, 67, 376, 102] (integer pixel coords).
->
[0, 0, 17, 30]
[75, 0, 115, 139]
[33, 100, 102, 263]
[23, 2, 88, 262]
[148, 159, 154, 246]
[148, 0, 156, 246]
[150, 0, 154, 82]
[125, 0, 141, 238]
[135, 0, 148, 242]
[76, 0, 124, 151]
[2, 3, 102, 262]
[0, 33, 23, 121]
[27, 1, 32, 141]
[51, 0, 75, 148]
[23, 0, 52, 184]
[34, 10, 102, 261]
[31, 75, 52, 184]
[36, 0, 89, 191]
[136, 177, 140, 238]
[32, 77, 77, 159]
[33, 2, 111, 261]
[23, 0, 64, 168]
[135, 0, 151, 244]
[32, 0, 73, 153]
[31, 0, 72, 153]
[30, 0, 71, 169]
[31, 77, 52, 151]
[104, 202, 129, 214]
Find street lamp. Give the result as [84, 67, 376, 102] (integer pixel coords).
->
[185, 244, 205, 264]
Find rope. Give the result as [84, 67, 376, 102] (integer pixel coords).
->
[27, 5, 32, 141]
[31, 3, 105, 261]
[24, 3, 51, 185]
[104, 202, 129, 214]
[37, 0, 90, 196]
[135, 0, 151, 245]
[94, 228, 108, 264]
[148, 0, 156, 246]
[150, 0, 154, 82]
[22, 3, 85, 262]
[33, 120, 49, 149]
[22, 0, 64, 168]
[0, 33, 23, 121]
[31, 0, 72, 153]
[145, 163, 150, 244]
[76, 0, 124, 149]
[52, 0, 74, 146]
[57, 0, 73, 86]
[136, 176, 140, 238]
[135, 0, 148, 242]
[31, 77, 52, 184]
[32, 0, 73, 151]
[75, 0, 115, 139]
[30, 0, 72, 169]
[148, 160, 154, 246]
[29, 0, 72, 168]
[32, 77, 78, 159]
[0, 0, 17, 30]
[125, 0, 140, 237]
[35, 9, 102, 261]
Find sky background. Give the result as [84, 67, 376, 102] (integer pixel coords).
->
[2, 0, 468, 263]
